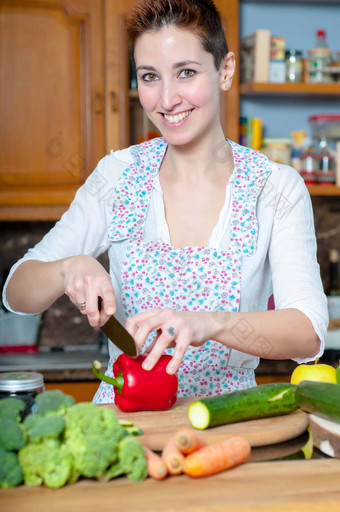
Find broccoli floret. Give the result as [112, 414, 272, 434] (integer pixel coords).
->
[35, 390, 75, 417]
[18, 439, 74, 488]
[0, 446, 23, 488]
[0, 419, 26, 451]
[27, 415, 66, 443]
[23, 412, 43, 430]
[0, 397, 26, 422]
[64, 402, 125, 478]
[116, 436, 147, 482]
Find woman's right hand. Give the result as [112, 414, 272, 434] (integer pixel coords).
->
[62, 255, 116, 327]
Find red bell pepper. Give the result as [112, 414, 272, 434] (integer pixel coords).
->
[92, 354, 178, 412]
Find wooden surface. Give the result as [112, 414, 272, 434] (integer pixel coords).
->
[2, 459, 340, 512]
[105, 397, 309, 451]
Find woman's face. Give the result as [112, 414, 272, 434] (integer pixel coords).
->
[134, 25, 234, 148]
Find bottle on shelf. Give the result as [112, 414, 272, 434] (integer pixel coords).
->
[308, 29, 332, 83]
[327, 248, 340, 321]
[315, 29, 328, 49]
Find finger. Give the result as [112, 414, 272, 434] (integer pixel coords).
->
[75, 297, 87, 314]
[142, 328, 177, 370]
[166, 332, 189, 374]
[125, 308, 161, 336]
[99, 287, 116, 316]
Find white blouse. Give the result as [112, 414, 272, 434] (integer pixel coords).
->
[3, 142, 328, 369]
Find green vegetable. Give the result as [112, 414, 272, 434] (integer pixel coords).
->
[0, 397, 26, 422]
[0, 446, 23, 488]
[63, 402, 126, 478]
[101, 436, 148, 482]
[295, 380, 340, 423]
[35, 389, 74, 417]
[0, 390, 148, 488]
[188, 383, 298, 429]
[0, 419, 26, 451]
[18, 439, 73, 488]
[26, 415, 66, 443]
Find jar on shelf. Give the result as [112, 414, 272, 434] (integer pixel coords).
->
[0, 371, 45, 418]
[308, 48, 333, 83]
[261, 138, 291, 165]
[285, 49, 303, 83]
[299, 154, 319, 185]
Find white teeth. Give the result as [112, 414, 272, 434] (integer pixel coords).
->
[163, 110, 191, 124]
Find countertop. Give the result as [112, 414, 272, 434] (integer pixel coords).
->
[1, 459, 340, 512]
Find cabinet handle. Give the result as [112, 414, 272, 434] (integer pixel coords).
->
[110, 91, 119, 113]
[93, 92, 103, 115]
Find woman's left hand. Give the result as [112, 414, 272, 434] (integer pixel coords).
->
[125, 308, 216, 374]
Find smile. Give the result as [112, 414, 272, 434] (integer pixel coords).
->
[163, 109, 192, 124]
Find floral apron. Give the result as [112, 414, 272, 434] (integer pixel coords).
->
[93, 138, 271, 404]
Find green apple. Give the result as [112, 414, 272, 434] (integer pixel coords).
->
[291, 360, 337, 385]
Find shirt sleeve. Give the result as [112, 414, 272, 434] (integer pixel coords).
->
[2, 153, 124, 313]
[268, 167, 328, 363]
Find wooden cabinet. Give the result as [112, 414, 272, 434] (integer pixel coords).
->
[1, 0, 339, 221]
[0, 0, 105, 220]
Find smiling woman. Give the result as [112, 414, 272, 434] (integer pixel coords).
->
[3, 0, 328, 405]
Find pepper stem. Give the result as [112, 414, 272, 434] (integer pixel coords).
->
[92, 360, 124, 394]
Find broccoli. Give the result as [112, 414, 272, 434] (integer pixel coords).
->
[18, 439, 74, 488]
[116, 436, 147, 482]
[0, 397, 26, 422]
[35, 390, 74, 417]
[0, 419, 26, 451]
[63, 402, 125, 478]
[26, 415, 66, 443]
[0, 446, 23, 488]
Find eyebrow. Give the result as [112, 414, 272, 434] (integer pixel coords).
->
[136, 60, 201, 72]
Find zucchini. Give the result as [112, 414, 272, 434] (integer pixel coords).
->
[295, 381, 340, 423]
[188, 383, 298, 430]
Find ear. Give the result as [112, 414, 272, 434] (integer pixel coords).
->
[219, 51, 236, 91]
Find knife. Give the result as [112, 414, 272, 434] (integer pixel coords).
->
[98, 297, 138, 357]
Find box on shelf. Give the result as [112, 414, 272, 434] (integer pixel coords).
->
[269, 36, 286, 83]
[240, 29, 271, 83]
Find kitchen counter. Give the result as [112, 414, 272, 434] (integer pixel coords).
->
[1, 459, 340, 512]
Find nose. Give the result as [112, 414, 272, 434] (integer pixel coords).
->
[160, 79, 181, 111]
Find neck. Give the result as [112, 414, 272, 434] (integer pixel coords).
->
[162, 130, 234, 183]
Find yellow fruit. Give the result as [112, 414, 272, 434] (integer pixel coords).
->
[291, 360, 337, 385]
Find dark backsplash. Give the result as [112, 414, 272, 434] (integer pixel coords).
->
[1, 196, 339, 347]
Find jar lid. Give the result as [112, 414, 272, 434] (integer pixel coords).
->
[0, 372, 44, 392]
[286, 49, 303, 57]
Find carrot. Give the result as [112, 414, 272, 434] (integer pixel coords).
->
[174, 428, 208, 454]
[161, 437, 185, 475]
[144, 446, 168, 480]
[182, 436, 251, 478]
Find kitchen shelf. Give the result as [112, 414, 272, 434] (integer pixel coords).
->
[240, 82, 340, 96]
[307, 185, 340, 196]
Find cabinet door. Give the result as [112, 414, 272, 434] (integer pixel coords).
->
[0, 0, 105, 220]
[105, 0, 240, 151]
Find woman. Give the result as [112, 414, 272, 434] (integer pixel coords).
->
[3, 0, 327, 402]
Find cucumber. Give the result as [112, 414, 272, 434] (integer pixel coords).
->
[295, 380, 340, 423]
[188, 383, 298, 430]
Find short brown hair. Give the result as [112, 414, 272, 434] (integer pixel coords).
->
[126, 0, 229, 70]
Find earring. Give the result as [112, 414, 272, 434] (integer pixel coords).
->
[225, 82, 230, 90]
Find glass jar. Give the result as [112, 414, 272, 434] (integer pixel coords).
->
[0, 371, 45, 418]
[261, 138, 291, 165]
[308, 48, 332, 83]
[285, 49, 303, 83]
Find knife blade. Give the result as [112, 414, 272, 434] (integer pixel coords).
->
[98, 297, 138, 357]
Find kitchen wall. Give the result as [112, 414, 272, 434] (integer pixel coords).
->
[1, 198, 339, 348]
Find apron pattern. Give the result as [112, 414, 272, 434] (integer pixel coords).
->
[94, 138, 272, 403]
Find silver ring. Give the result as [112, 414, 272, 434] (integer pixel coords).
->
[76, 301, 86, 310]
[167, 327, 176, 338]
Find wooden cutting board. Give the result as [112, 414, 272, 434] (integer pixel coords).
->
[104, 397, 309, 451]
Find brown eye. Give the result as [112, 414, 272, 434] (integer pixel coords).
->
[179, 69, 195, 78]
[143, 73, 158, 82]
